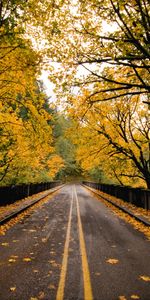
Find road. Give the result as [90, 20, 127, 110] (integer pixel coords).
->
[0, 184, 150, 300]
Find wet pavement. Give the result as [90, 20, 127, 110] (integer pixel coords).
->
[0, 184, 150, 300]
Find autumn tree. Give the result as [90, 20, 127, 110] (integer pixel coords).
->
[0, 68, 64, 185]
[40, 0, 150, 187]
[0, 0, 64, 185]
[68, 93, 150, 188]
[1, 1, 149, 106]
[1, 0, 149, 186]
[44, 0, 149, 107]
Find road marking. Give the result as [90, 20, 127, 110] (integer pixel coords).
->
[74, 186, 93, 300]
[56, 191, 73, 300]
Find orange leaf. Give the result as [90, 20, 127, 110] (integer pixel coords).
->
[106, 258, 119, 264]
[140, 275, 150, 282]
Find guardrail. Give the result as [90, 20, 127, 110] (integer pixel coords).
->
[83, 181, 150, 210]
[0, 182, 61, 206]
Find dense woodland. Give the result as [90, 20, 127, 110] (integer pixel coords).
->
[0, 0, 149, 188]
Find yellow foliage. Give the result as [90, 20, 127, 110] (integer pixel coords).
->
[47, 155, 64, 178]
[67, 93, 149, 187]
[0, 37, 63, 184]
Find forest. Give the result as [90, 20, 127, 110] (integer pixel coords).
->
[0, 0, 149, 188]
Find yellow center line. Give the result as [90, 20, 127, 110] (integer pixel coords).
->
[74, 185, 93, 300]
[56, 191, 73, 300]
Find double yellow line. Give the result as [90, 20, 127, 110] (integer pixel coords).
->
[56, 190, 73, 300]
[56, 186, 93, 300]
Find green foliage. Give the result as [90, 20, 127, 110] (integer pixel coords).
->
[85, 167, 106, 183]
[53, 115, 82, 181]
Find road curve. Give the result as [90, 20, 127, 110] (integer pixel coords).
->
[0, 184, 150, 300]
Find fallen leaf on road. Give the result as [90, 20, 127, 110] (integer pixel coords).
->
[131, 295, 140, 299]
[49, 260, 55, 264]
[140, 275, 150, 282]
[48, 284, 56, 290]
[30, 297, 38, 300]
[0, 227, 6, 236]
[23, 257, 31, 262]
[106, 258, 119, 264]
[119, 296, 127, 300]
[33, 269, 39, 273]
[11, 255, 18, 258]
[50, 251, 56, 255]
[95, 272, 101, 276]
[10, 287, 16, 291]
[8, 258, 16, 263]
[2, 242, 9, 246]
[38, 291, 45, 299]
[42, 238, 46, 243]
[52, 262, 59, 267]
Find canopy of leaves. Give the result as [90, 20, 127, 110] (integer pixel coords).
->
[68, 94, 150, 188]
[40, 0, 149, 188]
[0, 0, 64, 185]
[40, 0, 149, 106]
[0, 0, 149, 187]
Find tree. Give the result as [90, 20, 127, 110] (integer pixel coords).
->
[40, 0, 150, 187]
[68, 93, 150, 188]
[0, 75, 64, 185]
[43, 0, 150, 108]
[0, 1, 64, 185]
[1, 0, 149, 186]
[1, 1, 149, 106]
[53, 114, 82, 181]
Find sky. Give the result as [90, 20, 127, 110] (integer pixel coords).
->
[39, 20, 118, 101]
[40, 70, 56, 100]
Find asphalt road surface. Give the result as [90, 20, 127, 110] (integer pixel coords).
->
[0, 184, 150, 300]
